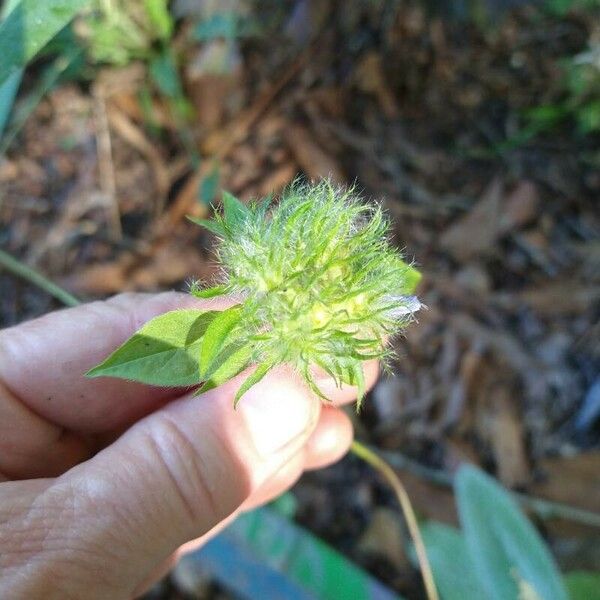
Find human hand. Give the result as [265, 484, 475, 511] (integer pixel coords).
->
[0, 292, 378, 599]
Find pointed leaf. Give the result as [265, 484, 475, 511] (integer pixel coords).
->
[338, 358, 366, 407]
[222, 191, 250, 230]
[191, 284, 229, 299]
[456, 465, 568, 600]
[199, 305, 243, 378]
[234, 363, 271, 407]
[186, 215, 227, 237]
[402, 264, 422, 294]
[0, 0, 90, 86]
[197, 341, 253, 394]
[302, 366, 330, 401]
[87, 309, 217, 386]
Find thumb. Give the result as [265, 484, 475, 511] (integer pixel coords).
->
[0, 368, 320, 599]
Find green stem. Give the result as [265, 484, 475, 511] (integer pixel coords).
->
[351, 440, 439, 600]
[0, 248, 81, 307]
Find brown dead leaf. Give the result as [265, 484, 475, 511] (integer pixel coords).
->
[487, 385, 530, 488]
[501, 180, 540, 230]
[286, 124, 344, 183]
[440, 177, 504, 259]
[532, 452, 600, 515]
[531, 452, 600, 537]
[354, 52, 399, 119]
[256, 163, 298, 196]
[357, 508, 409, 572]
[473, 361, 530, 488]
[440, 178, 540, 259]
[494, 282, 600, 316]
[65, 241, 215, 294]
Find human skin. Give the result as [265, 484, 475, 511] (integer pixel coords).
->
[0, 292, 378, 599]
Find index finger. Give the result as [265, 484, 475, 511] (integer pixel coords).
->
[0, 292, 234, 433]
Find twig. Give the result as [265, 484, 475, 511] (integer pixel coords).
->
[162, 47, 312, 231]
[377, 447, 600, 529]
[93, 90, 122, 241]
[107, 105, 171, 216]
[0, 248, 80, 307]
[351, 440, 439, 600]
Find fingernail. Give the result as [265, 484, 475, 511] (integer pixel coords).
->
[238, 367, 317, 458]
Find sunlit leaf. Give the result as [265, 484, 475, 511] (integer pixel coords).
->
[197, 341, 253, 395]
[234, 362, 271, 407]
[199, 305, 243, 378]
[87, 309, 216, 386]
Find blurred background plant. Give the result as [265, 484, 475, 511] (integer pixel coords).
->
[1, 0, 599, 598]
[524, 39, 600, 138]
[77, 0, 174, 67]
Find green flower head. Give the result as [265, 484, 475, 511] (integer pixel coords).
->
[190, 180, 421, 406]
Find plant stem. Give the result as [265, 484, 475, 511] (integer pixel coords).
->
[351, 440, 439, 600]
[0, 248, 81, 307]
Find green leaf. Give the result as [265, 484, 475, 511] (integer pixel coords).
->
[149, 50, 181, 98]
[199, 164, 220, 206]
[199, 305, 243, 378]
[1, 46, 82, 154]
[222, 191, 250, 231]
[0, 0, 90, 86]
[564, 571, 600, 600]
[336, 358, 366, 406]
[0, 70, 21, 140]
[187, 215, 228, 237]
[419, 522, 487, 600]
[348, 359, 366, 406]
[195, 505, 404, 599]
[143, 0, 173, 41]
[576, 100, 600, 134]
[456, 465, 568, 600]
[87, 309, 217, 386]
[197, 341, 253, 394]
[191, 284, 229, 299]
[234, 363, 271, 407]
[403, 263, 422, 294]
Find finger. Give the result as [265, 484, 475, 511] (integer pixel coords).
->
[172, 408, 354, 570]
[0, 366, 321, 598]
[0, 380, 90, 480]
[243, 450, 306, 510]
[0, 292, 235, 433]
[303, 406, 353, 470]
[169, 453, 308, 570]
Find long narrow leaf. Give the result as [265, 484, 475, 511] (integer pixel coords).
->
[190, 506, 404, 600]
[456, 465, 568, 600]
[0, 70, 21, 139]
[0, 0, 90, 86]
[234, 363, 271, 407]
